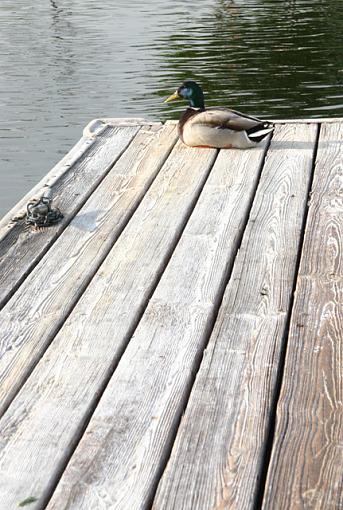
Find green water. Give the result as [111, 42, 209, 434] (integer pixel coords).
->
[0, 0, 342, 218]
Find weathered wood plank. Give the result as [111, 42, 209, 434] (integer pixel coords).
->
[0, 138, 219, 510]
[43, 142, 271, 510]
[262, 123, 343, 510]
[0, 123, 141, 309]
[0, 123, 177, 417]
[151, 123, 318, 510]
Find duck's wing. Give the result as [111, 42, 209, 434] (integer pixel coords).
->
[190, 107, 265, 131]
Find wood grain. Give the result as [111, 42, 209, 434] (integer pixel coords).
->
[44, 142, 270, 510]
[0, 138, 218, 509]
[262, 123, 343, 510]
[0, 124, 140, 309]
[0, 124, 177, 417]
[152, 123, 318, 510]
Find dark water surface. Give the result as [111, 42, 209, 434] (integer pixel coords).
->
[1, 0, 342, 218]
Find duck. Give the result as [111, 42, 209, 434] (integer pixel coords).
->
[164, 80, 274, 149]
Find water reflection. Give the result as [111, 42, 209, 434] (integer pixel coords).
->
[0, 0, 342, 218]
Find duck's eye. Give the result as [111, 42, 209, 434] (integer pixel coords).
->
[179, 86, 192, 99]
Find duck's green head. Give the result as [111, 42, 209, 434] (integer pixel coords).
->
[165, 80, 205, 109]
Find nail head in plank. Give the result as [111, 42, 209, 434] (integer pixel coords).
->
[45, 143, 269, 509]
[152, 123, 318, 510]
[0, 123, 177, 416]
[262, 122, 343, 510]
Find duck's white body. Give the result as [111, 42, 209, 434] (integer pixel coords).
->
[179, 107, 274, 149]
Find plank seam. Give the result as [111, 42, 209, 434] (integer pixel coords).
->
[42, 148, 221, 510]
[140, 135, 274, 510]
[0, 129, 178, 420]
[0, 126, 140, 312]
[252, 123, 321, 510]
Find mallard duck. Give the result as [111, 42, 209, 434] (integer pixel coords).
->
[165, 80, 274, 149]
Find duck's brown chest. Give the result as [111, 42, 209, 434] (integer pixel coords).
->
[178, 108, 202, 142]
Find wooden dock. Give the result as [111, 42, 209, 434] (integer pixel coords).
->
[0, 118, 341, 509]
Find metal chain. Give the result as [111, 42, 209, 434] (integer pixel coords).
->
[26, 188, 63, 228]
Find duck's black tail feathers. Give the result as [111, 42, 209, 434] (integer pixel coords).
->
[247, 122, 274, 143]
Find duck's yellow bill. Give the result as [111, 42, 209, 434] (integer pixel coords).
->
[164, 91, 180, 103]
